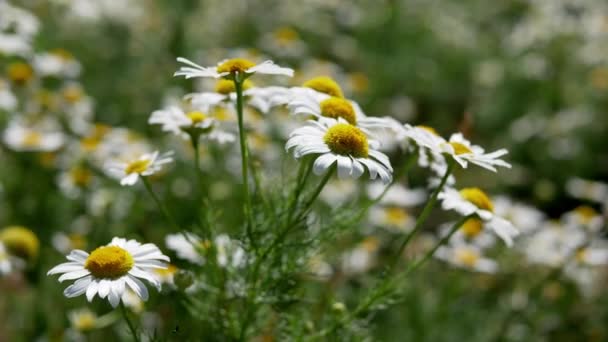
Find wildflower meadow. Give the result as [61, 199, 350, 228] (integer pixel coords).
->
[1, 0, 608, 341]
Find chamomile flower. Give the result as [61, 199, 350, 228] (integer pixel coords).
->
[165, 233, 246, 268]
[3, 120, 65, 152]
[47, 237, 170, 308]
[286, 118, 393, 183]
[149, 106, 215, 136]
[0, 226, 40, 262]
[174, 57, 294, 80]
[0, 242, 16, 275]
[439, 187, 519, 246]
[403, 126, 511, 172]
[105, 151, 174, 186]
[435, 241, 498, 273]
[368, 206, 414, 233]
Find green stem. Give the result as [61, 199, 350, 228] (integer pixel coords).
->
[234, 78, 255, 250]
[286, 159, 313, 225]
[299, 167, 335, 216]
[190, 134, 211, 236]
[120, 302, 140, 342]
[390, 161, 454, 269]
[141, 176, 179, 231]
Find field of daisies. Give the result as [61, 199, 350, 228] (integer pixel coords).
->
[1, 0, 608, 341]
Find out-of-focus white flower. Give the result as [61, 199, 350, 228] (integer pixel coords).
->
[105, 151, 173, 186]
[3, 120, 65, 152]
[0, 80, 17, 111]
[47, 237, 170, 308]
[493, 196, 545, 235]
[174, 57, 294, 79]
[435, 241, 498, 273]
[286, 118, 393, 183]
[342, 237, 380, 275]
[368, 206, 414, 233]
[33, 50, 81, 78]
[165, 233, 246, 268]
[566, 178, 608, 204]
[366, 182, 427, 207]
[439, 187, 519, 246]
[562, 206, 604, 232]
[0, 243, 16, 275]
[149, 106, 215, 136]
[521, 221, 585, 267]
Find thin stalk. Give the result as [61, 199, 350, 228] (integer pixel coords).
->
[286, 159, 314, 225]
[190, 134, 211, 236]
[141, 176, 179, 231]
[390, 161, 454, 269]
[234, 78, 255, 250]
[120, 302, 140, 342]
[299, 167, 335, 216]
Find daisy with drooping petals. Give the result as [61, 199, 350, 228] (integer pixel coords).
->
[435, 241, 498, 273]
[47, 237, 170, 308]
[105, 150, 174, 186]
[286, 118, 393, 184]
[149, 106, 215, 137]
[439, 187, 519, 246]
[402, 126, 511, 172]
[174, 57, 294, 80]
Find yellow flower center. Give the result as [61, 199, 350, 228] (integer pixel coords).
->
[85, 246, 134, 279]
[154, 263, 178, 277]
[302, 76, 344, 98]
[22, 131, 42, 147]
[319, 97, 357, 125]
[574, 205, 598, 224]
[63, 86, 84, 104]
[449, 142, 473, 155]
[460, 218, 484, 238]
[186, 111, 207, 124]
[416, 125, 439, 136]
[124, 159, 151, 175]
[455, 248, 479, 267]
[274, 27, 299, 44]
[211, 107, 232, 121]
[0, 226, 40, 261]
[361, 237, 379, 252]
[68, 233, 87, 250]
[51, 48, 74, 61]
[384, 207, 409, 226]
[7, 62, 33, 84]
[73, 312, 97, 331]
[70, 166, 93, 187]
[214, 79, 253, 94]
[460, 188, 494, 212]
[575, 248, 587, 263]
[217, 58, 256, 74]
[323, 123, 369, 158]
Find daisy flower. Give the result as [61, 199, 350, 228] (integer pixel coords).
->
[174, 57, 294, 80]
[435, 241, 498, 273]
[149, 106, 215, 137]
[3, 120, 65, 152]
[438, 187, 519, 246]
[47, 237, 170, 308]
[286, 118, 393, 184]
[402, 126, 511, 172]
[105, 151, 174, 186]
[165, 233, 246, 268]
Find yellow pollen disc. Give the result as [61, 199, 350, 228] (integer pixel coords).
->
[449, 142, 473, 155]
[74, 313, 96, 331]
[417, 125, 439, 136]
[455, 248, 479, 267]
[384, 207, 409, 225]
[124, 159, 151, 175]
[323, 123, 369, 158]
[460, 218, 484, 238]
[0, 226, 40, 261]
[186, 111, 207, 124]
[85, 246, 134, 279]
[574, 205, 597, 224]
[63, 86, 83, 103]
[361, 237, 379, 252]
[51, 48, 74, 61]
[349, 72, 369, 93]
[575, 248, 587, 263]
[22, 131, 42, 147]
[70, 166, 93, 187]
[211, 107, 232, 121]
[214, 79, 253, 94]
[460, 188, 494, 212]
[155, 264, 178, 277]
[68, 233, 87, 250]
[302, 76, 344, 98]
[217, 58, 256, 74]
[320, 97, 357, 124]
[274, 27, 299, 44]
[7, 62, 33, 84]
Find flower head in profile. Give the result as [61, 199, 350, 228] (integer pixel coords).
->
[0, 225, 39, 262]
[106, 150, 173, 186]
[435, 241, 498, 273]
[439, 187, 519, 246]
[47, 237, 170, 308]
[402, 126, 511, 172]
[174, 57, 294, 80]
[286, 118, 393, 184]
[149, 106, 215, 137]
[3, 121, 64, 152]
